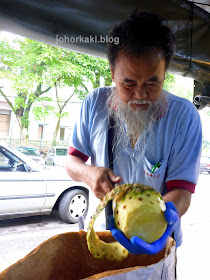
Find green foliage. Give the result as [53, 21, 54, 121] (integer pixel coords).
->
[163, 72, 194, 101]
[163, 73, 175, 92]
[14, 96, 26, 111]
[0, 34, 112, 143]
[21, 113, 30, 129]
[32, 105, 54, 121]
[202, 137, 210, 155]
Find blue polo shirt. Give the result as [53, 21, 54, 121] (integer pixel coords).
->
[70, 86, 202, 246]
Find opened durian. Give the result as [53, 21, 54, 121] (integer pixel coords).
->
[86, 183, 167, 261]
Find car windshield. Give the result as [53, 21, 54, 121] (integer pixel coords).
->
[6, 145, 46, 171]
[17, 147, 40, 157]
[56, 148, 67, 156]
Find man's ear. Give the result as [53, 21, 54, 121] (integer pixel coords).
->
[110, 66, 115, 81]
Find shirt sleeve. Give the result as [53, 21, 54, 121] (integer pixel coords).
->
[70, 94, 93, 158]
[166, 180, 196, 193]
[166, 104, 202, 186]
[68, 146, 89, 162]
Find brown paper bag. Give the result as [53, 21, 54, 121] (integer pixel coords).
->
[0, 231, 176, 280]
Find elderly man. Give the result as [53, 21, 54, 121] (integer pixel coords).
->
[66, 10, 202, 251]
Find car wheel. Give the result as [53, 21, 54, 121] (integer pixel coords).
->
[58, 189, 89, 223]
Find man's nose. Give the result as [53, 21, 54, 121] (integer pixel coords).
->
[133, 86, 147, 99]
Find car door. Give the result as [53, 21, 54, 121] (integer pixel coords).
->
[0, 146, 46, 216]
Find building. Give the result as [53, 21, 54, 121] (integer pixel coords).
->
[0, 78, 85, 152]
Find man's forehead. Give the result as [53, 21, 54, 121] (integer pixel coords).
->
[115, 50, 165, 65]
[113, 56, 165, 82]
[123, 76, 159, 82]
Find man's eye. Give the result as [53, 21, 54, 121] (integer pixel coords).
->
[125, 83, 135, 87]
[146, 83, 157, 87]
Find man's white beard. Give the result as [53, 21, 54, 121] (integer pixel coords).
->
[107, 88, 167, 161]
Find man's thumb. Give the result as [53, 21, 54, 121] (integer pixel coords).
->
[108, 170, 122, 183]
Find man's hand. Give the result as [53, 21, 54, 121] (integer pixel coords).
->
[108, 202, 178, 255]
[86, 166, 122, 199]
[66, 155, 122, 200]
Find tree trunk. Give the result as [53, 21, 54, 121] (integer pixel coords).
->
[16, 114, 29, 146]
[52, 117, 61, 146]
[92, 72, 101, 89]
[20, 127, 29, 146]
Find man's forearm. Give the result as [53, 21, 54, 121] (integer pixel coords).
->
[66, 154, 91, 184]
[163, 188, 192, 217]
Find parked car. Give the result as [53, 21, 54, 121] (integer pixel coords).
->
[16, 146, 45, 165]
[45, 146, 68, 167]
[200, 156, 210, 174]
[0, 141, 89, 223]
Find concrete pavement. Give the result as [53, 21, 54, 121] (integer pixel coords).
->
[177, 173, 210, 280]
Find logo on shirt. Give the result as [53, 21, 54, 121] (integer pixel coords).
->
[143, 170, 160, 179]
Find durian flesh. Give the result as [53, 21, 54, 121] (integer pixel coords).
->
[87, 183, 167, 261]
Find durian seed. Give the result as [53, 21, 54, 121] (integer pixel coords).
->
[116, 210, 118, 214]
[139, 197, 143, 201]
[115, 247, 118, 250]
[129, 197, 132, 199]
[147, 194, 151, 197]
[150, 201, 154, 204]
[118, 221, 120, 226]
[123, 205, 126, 209]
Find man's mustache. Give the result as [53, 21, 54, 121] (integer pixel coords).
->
[128, 100, 152, 106]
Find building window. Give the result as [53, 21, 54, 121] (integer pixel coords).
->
[38, 125, 43, 139]
[0, 113, 10, 137]
[60, 128, 65, 140]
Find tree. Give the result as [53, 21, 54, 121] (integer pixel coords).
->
[75, 54, 112, 89]
[0, 37, 100, 145]
[33, 84, 76, 146]
[162, 72, 176, 92]
[32, 51, 112, 146]
[202, 137, 210, 155]
[0, 39, 52, 144]
[163, 72, 194, 101]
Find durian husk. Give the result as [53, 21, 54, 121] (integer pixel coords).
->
[86, 183, 167, 261]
